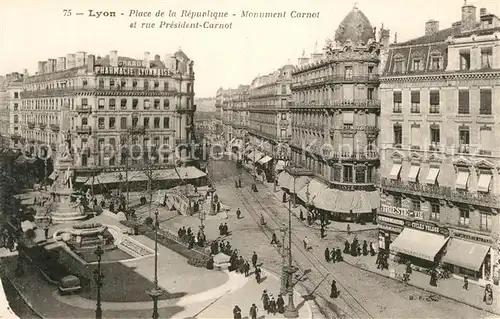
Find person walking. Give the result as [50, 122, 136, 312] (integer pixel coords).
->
[324, 247, 330, 262]
[362, 240, 368, 256]
[249, 303, 258, 319]
[255, 266, 261, 284]
[330, 280, 339, 298]
[217, 201, 221, 213]
[233, 305, 242, 319]
[219, 223, 224, 236]
[276, 294, 285, 314]
[244, 261, 250, 277]
[44, 225, 50, 240]
[269, 295, 277, 315]
[252, 251, 258, 268]
[236, 208, 241, 219]
[343, 240, 350, 254]
[484, 284, 493, 305]
[347, 224, 351, 235]
[303, 236, 309, 250]
[369, 242, 376, 256]
[429, 269, 438, 287]
[270, 232, 278, 244]
[261, 290, 269, 312]
[463, 275, 469, 290]
[223, 223, 229, 235]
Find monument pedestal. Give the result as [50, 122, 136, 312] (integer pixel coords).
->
[49, 188, 87, 224]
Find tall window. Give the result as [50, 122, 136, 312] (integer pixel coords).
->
[412, 199, 421, 212]
[98, 98, 105, 109]
[367, 88, 374, 100]
[343, 165, 353, 183]
[355, 166, 366, 183]
[480, 127, 492, 155]
[333, 166, 341, 182]
[154, 99, 160, 109]
[412, 59, 422, 71]
[394, 195, 402, 207]
[109, 98, 116, 110]
[393, 59, 404, 73]
[120, 80, 126, 88]
[429, 91, 440, 113]
[458, 90, 469, 114]
[132, 117, 138, 128]
[108, 117, 115, 129]
[154, 81, 159, 88]
[280, 128, 286, 138]
[120, 117, 127, 129]
[430, 202, 440, 221]
[480, 89, 492, 115]
[154, 117, 160, 128]
[393, 92, 402, 113]
[430, 56, 442, 70]
[144, 99, 150, 109]
[344, 66, 353, 80]
[144, 80, 149, 90]
[14, 115, 18, 123]
[109, 80, 115, 88]
[430, 125, 440, 150]
[98, 117, 105, 129]
[459, 127, 470, 145]
[481, 48, 493, 69]
[460, 51, 471, 70]
[81, 98, 88, 107]
[411, 91, 420, 113]
[98, 79, 104, 89]
[143, 117, 150, 128]
[480, 211, 491, 231]
[393, 124, 402, 146]
[163, 117, 170, 129]
[281, 85, 287, 94]
[132, 80, 138, 88]
[132, 99, 138, 110]
[459, 209, 470, 226]
[164, 82, 169, 91]
[164, 99, 170, 109]
[121, 98, 127, 110]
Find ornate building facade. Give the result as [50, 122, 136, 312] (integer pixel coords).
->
[20, 50, 201, 184]
[228, 85, 249, 152]
[0, 72, 24, 149]
[278, 6, 389, 221]
[246, 65, 294, 180]
[379, 2, 500, 285]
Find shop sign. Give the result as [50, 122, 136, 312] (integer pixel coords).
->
[379, 224, 403, 233]
[118, 60, 144, 68]
[405, 220, 448, 236]
[94, 66, 173, 77]
[381, 204, 423, 219]
[452, 230, 493, 244]
[378, 215, 405, 226]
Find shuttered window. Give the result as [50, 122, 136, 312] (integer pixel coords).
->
[393, 92, 402, 103]
[458, 90, 469, 114]
[411, 91, 420, 103]
[480, 89, 492, 115]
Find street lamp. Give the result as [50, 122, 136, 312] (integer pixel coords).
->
[147, 209, 164, 319]
[93, 245, 104, 319]
[279, 223, 288, 295]
[199, 199, 205, 231]
[283, 166, 299, 318]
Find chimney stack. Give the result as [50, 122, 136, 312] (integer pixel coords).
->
[75, 51, 86, 67]
[461, 2, 477, 32]
[56, 57, 66, 71]
[110, 50, 118, 67]
[154, 54, 160, 61]
[87, 54, 95, 72]
[23, 69, 28, 78]
[48, 59, 57, 73]
[144, 52, 151, 69]
[379, 27, 390, 47]
[425, 20, 440, 36]
[66, 54, 76, 68]
[480, 8, 488, 16]
[298, 56, 310, 66]
[37, 61, 45, 74]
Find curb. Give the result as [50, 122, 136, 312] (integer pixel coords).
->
[262, 267, 326, 319]
[1, 272, 46, 319]
[342, 259, 500, 316]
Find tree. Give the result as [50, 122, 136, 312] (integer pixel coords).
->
[142, 159, 161, 218]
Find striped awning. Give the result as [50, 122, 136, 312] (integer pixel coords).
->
[297, 179, 328, 204]
[313, 189, 379, 214]
[275, 160, 286, 171]
[277, 171, 292, 190]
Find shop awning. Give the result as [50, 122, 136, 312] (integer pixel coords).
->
[407, 165, 420, 183]
[252, 151, 265, 162]
[297, 179, 328, 203]
[313, 188, 339, 211]
[75, 176, 90, 184]
[390, 228, 449, 261]
[477, 173, 492, 192]
[277, 171, 292, 190]
[289, 176, 310, 193]
[443, 238, 490, 271]
[455, 171, 469, 190]
[425, 167, 440, 184]
[246, 151, 255, 160]
[48, 171, 58, 180]
[275, 160, 286, 171]
[389, 164, 402, 180]
[258, 155, 273, 165]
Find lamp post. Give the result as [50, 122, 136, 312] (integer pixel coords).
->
[283, 166, 299, 318]
[199, 199, 205, 231]
[147, 209, 164, 319]
[93, 245, 104, 319]
[279, 223, 288, 295]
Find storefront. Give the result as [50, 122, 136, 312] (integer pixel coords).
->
[377, 215, 406, 251]
[257, 155, 274, 182]
[442, 229, 493, 285]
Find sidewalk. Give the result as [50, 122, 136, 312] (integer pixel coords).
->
[257, 178, 500, 316]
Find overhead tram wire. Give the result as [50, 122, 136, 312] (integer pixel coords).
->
[216, 166, 373, 319]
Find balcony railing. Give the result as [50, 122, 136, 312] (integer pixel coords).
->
[295, 99, 380, 110]
[329, 181, 377, 191]
[75, 105, 92, 113]
[50, 124, 60, 132]
[10, 134, 20, 140]
[291, 74, 379, 89]
[380, 178, 500, 209]
[127, 126, 146, 135]
[39, 123, 46, 130]
[75, 125, 92, 134]
[457, 144, 470, 154]
[21, 86, 179, 98]
[27, 122, 35, 129]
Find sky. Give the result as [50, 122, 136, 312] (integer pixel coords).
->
[1, 0, 499, 97]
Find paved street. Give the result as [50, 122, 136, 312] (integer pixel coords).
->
[190, 157, 495, 319]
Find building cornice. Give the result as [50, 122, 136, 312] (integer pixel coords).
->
[380, 70, 500, 83]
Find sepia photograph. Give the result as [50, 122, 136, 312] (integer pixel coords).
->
[0, 0, 499, 318]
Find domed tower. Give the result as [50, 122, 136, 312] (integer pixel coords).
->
[289, 5, 383, 222]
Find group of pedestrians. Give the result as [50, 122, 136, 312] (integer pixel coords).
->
[324, 247, 344, 263]
[343, 237, 376, 257]
[261, 289, 285, 314]
[218, 222, 230, 236]
[177, 226, 206, 249]
[0, 228, 16, 252]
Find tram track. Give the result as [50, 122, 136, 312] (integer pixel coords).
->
[215, 164, 373, 319]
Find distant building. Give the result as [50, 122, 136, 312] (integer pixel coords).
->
[0, 72, 24, 149]
[379, 2, 500, 284]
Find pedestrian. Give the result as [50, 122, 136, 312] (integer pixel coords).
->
[249, 303, 258, 319]
[406, 261, 412, 276]
[226, 242, 232, 254]
[343, 240, 350, 254]
[347, 224, 351, 235]
[336, 248, 343, 262]
[255, 267, 261, 283]
[233, 305, 242, 319]
[235, 180, 239, 188]
[269, 295, 277, 315]
[429, 269, 438, 287]
[484, 284, 493, 305]
[217, 201, 221, 213]
[244, 261, 250, 277]
[357, 245, 362, 256]
[44, 226, 49, 240]
[299, 209, 304, 221]
[238, 179, 242, 188]
[252, 251, 258, 268]
[331, 248, 336, 263]
[303, 236, 309, 250]
[187, 227, 192, 237]
[219, 223, 224, 236]
[223, 223, 229, 235]
[277, 294, 285, 313]
[177, 227, 183, 238]
[369, 242, 376, 256]
[282, 192, 286, 203]
[351, 237, 358, 256]
[261, 290, 269, 312]
[260, 214, 265, 225]
[330, 280, 339, 298]
[362, 240, 368, 256]
[324, 247, 330, 262]
[270, 232, 277, 244]
[219, 240, 224, 253]
[463, 275, 469, 290]
[238, 256, 245, 274]
[236, 208, 241, 219]
[376, 251, 382, 268]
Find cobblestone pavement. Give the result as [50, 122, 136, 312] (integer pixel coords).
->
[185, 158, 494, 319]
